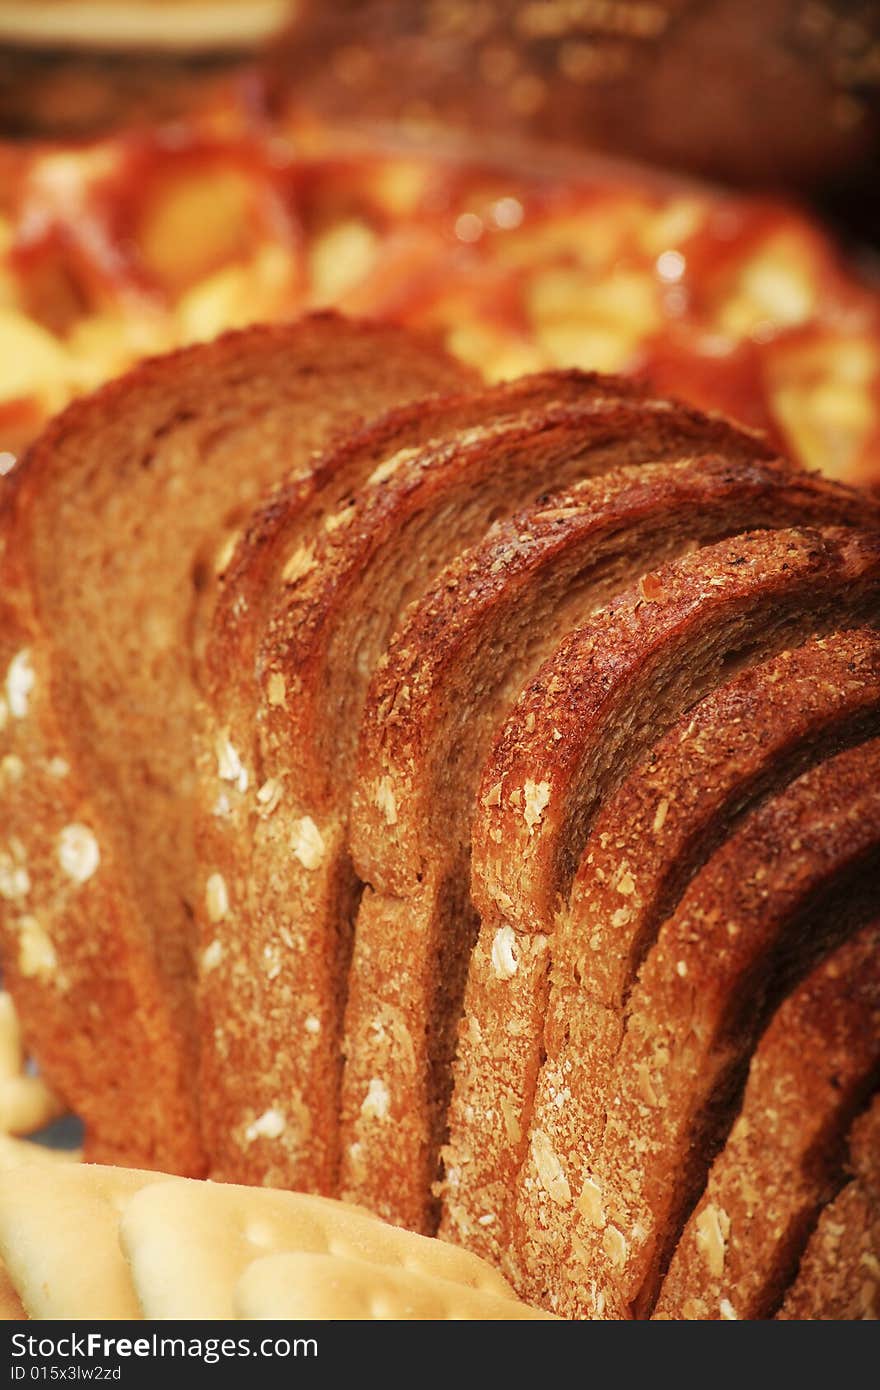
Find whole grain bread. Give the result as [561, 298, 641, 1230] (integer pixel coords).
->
[0, 313, 473, 1172]
[2, 335, 878, 1319]
[204, 371, 645, 753]
[343, 460, 876, 1232]
[196, 372, 660, 1188]
[197, 388, 766, 1192]
[518, 630, 880, 1300]
[443, 528, 880, 1266]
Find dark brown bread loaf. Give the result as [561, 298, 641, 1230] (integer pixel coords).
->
[197, 377, 660, 1190]
[204, 371, 640, 768]
[515, 630, 880, 1300]
[0, 314, 472, 1171]
[471, 529, 880, 935]
[343, 462, 876, 1233]
[443, 528, 880, 1268]
[3, 332, 878, 1318]
[197, 385, 764, 1192]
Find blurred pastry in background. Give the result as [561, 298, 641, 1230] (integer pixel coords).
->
[1, 125, 878, 484]
[271, 1, 880, 197]
[0, 0, 294, 136]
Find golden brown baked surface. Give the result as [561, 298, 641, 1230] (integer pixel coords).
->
[471, 528, 880, 931]
[343, 470, 879, 1234]
[199, 373, 651, 1191]
[443, 533, 880, 1277]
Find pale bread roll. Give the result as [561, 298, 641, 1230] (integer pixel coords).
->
[0, 1133, 79, 1169]
[119, 1177, 515, 1320]
[0, 1161, 530, 1320]
[235, 1251, 556, 1320]
[0, 1165, 161, 1319]
[0, 1135, 86, 1315]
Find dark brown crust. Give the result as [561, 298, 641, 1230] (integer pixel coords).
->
[202, 367, 674, 819]
[472, 527, 880, 928]
[203, 369, 646, 732]
[556, 738, 880, 1319]
[562, 631, 880, 1020]
[198, 376, 662, 896]
[353, 463, 873, 891]
[263, 396, 769, 816]
[444, 527, 880, 1267]
[198, 389, 768, 1193]
[341, 460, 876, 1232]
[4, 313, 473, 516]
[558, 631, 880, 1011]
[778, 1097, 880, 1320]
[653, 921, 880, 1320]
[4, 321, 878, 1320]
[0, 312, 472, 1172]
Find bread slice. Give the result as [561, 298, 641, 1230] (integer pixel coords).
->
[556, 631, 880, 1037]
[559, 738, 880, 1319]
[778, 1097, 880, 1321]
[653, 921, 880, 1320]
[342, 461, 874, 1232]
[442, 527, 880, 1266]
[519, 629, 880, 1299]
[0, 313, 473, 1172]
[197, 387, 766, 1191]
